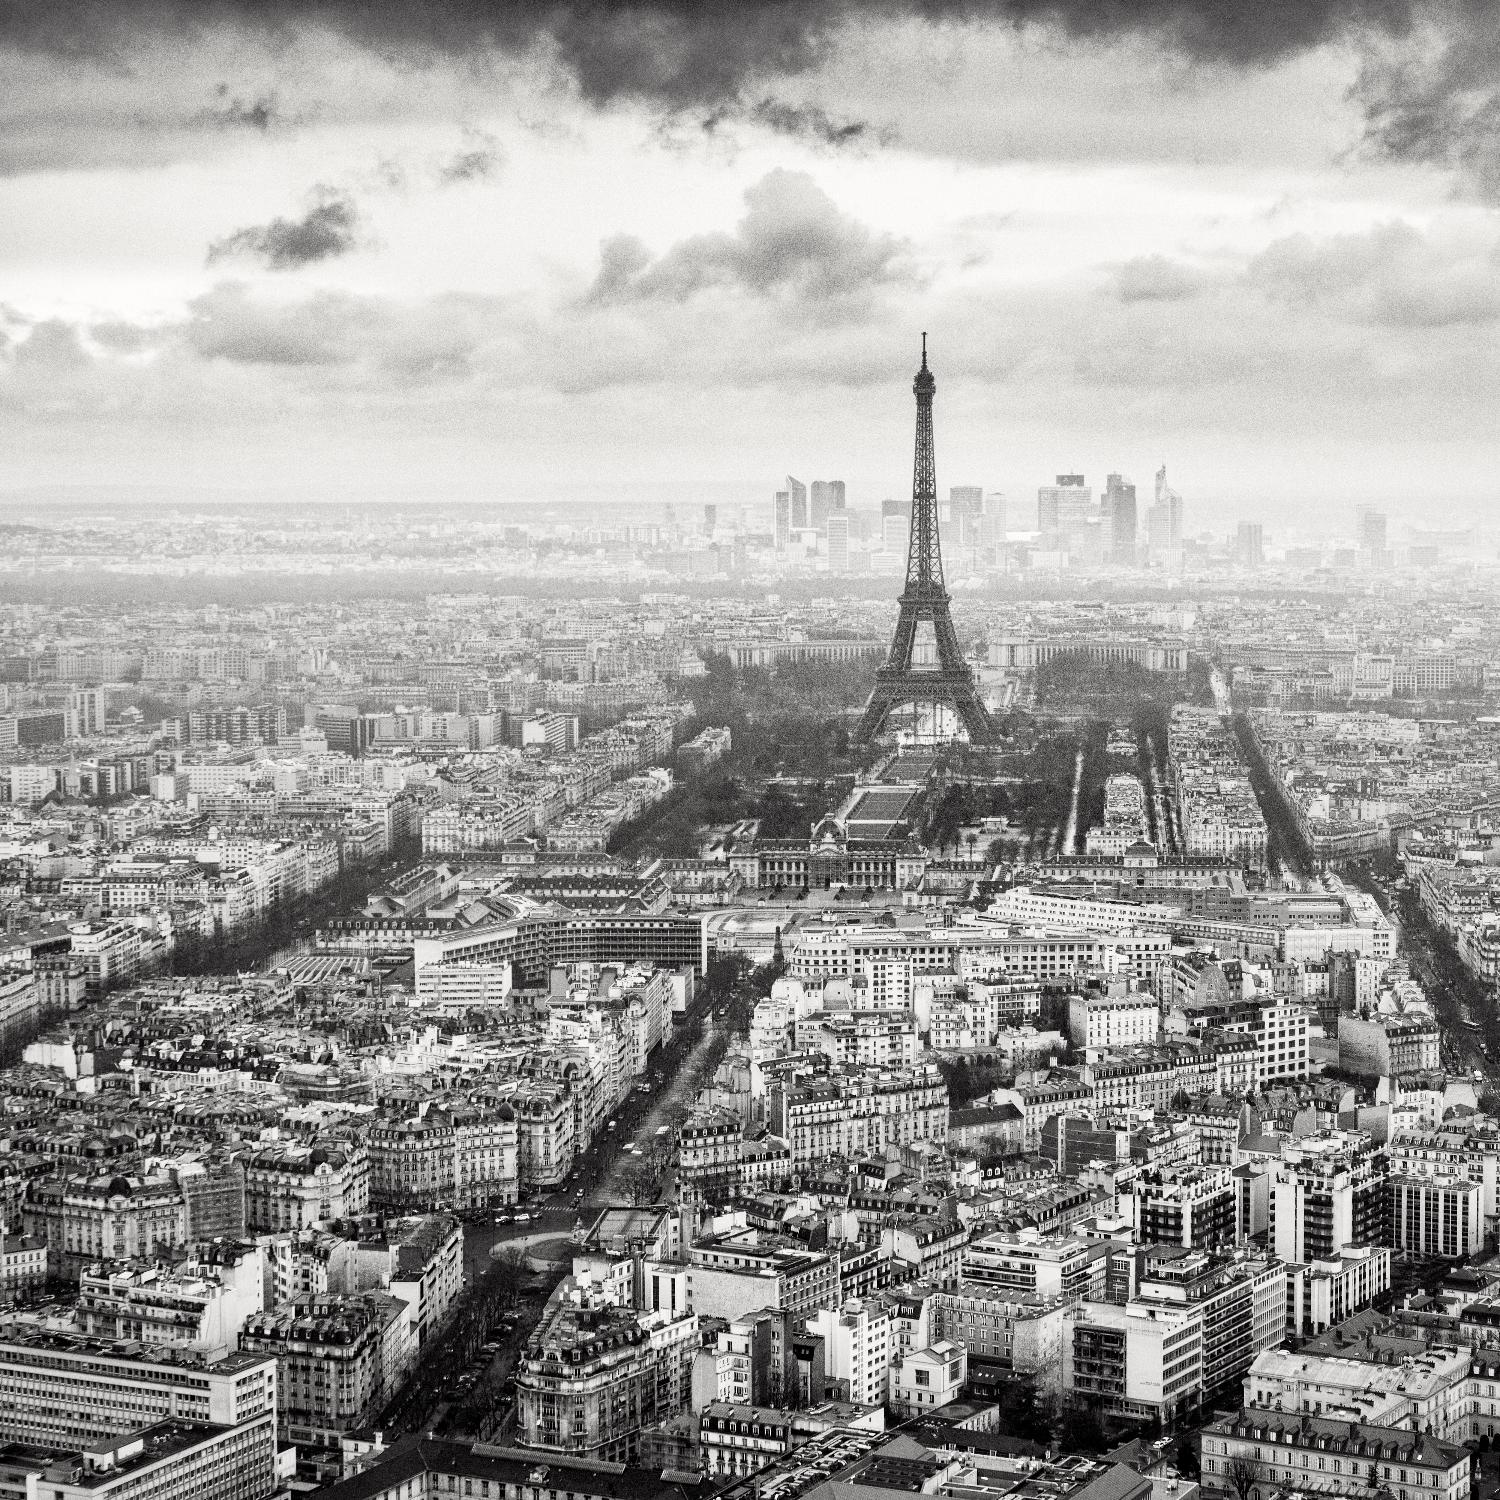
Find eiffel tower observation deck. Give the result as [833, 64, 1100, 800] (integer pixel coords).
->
[854, 337, 996, 744]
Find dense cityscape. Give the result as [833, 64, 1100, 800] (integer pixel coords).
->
[12, 0, 1500, 1498]
[3, 336, 1500, 1500]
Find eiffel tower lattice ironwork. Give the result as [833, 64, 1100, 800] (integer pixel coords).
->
[855, 336, 996, 744]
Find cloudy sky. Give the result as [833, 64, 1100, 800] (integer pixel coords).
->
[4, 0, 1500, 525]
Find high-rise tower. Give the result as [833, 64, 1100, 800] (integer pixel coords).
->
[855, 338, 995, 744]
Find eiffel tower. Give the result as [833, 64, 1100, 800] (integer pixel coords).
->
[855, 336, 995, 744]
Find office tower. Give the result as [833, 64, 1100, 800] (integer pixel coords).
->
[703, 504, 717, 537]
[1356, 505, 1388, 566]
[810, 480, 841, 530]
[787, 476, 808, 529]
[982, 492, 1006, 547]
[881, 498, 911, 552]
[948, 485, 983, 545]
[1236, 521, 1264, 568]
[1037, 474, 1092, 552]
[0, 1323, 278, 1449]
[773, 491, 790, 550]
[1104, 473, 1137, 565]
[826, 511, 850, 574]
[1146, 464, 1184, 561]
[829, 479, 846, 511]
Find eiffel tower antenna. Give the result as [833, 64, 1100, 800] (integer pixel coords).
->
[854, 337, 995, 745]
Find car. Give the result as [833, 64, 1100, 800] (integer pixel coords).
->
[575, 1188, 585, 1198]
[513, 1211, 532, 1223]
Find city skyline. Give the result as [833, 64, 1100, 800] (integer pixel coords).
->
[4, 5, 1500, 513]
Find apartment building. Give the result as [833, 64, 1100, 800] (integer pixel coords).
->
[1390, 1174, 1483, 1260]
[1064, 1298, 1204, 1425]
[788, 924, 1171, 988]
[509, 1082, 577, 1189]
[76, 1259, 263, 1360]
[928, 1282, 1069, 1399]
[805, 1298, 891, 1408]
[1079, 1047, 1217, 1113]
[1390, 1122, 1500, 1231]
[766, 1066, 947, 1164]
[241, 1140, 371, 1232]
[24, 1172, 189, 1282]
[686, 1232, 839, 1322]
[1269, 1131, 1389, 1264]
[1200, 1410, 1471, 1500]
[990, 1075, 1094, 1151]
[677, 1108, 743, 1200]
[1067, 989, 1159, 1053]
[240, 1293, 411, 1448]
[1129, 1165, 1239, 1250]
[1130, 1247, 1285, 1405]
[962, 1229, 1108, 1302]
[1285, 1248, 1392, 1338]
[367, 1102, 519, 1211]
[1339, 1012, 1443, 1080]
[882, 1217, 968, 1288]
[890, 1340, 967, 1418]
[1244, 1340, 1471, 1439]
[516, 1299, 677, 1462]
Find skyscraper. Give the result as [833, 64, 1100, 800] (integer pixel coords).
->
[982, 492, 1006, 549]
[1356, 506, 1387, 566]
[881, 498, 912, 552]
[773, 491, 791, 551]
[703, 504, 717, 537]
[1104, 473, 1137, 566]
[948, 485, 982, 544]
[810, 480, 843, 530]
[826, 511, 850, 574]
[1236, 521, 1264, 568]
[787, 476, 808, 530]
[1037, 475, 1092, 554]
[1147, 465, 1183, 562]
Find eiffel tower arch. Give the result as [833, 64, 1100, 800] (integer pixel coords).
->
[855, 337, 996, 745]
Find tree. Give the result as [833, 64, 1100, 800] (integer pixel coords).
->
[621, 1164, 657, 1206]
[1057, 1404, 1107, 1454]
[492, 1243, 528, 1310]
[1228, 1455, 1266, 1500]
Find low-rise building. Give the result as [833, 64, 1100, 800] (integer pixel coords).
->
[1201, 1408, 1471, 1500]
[890, 1340, 966, 1418]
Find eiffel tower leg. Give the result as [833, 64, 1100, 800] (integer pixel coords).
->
[855, 681, 901, 742]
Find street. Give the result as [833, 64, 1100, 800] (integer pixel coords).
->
[375, 991, 727, 1439]
[1346, 862, 1493, 1082]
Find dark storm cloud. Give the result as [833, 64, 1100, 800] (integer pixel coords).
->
[0, 0, 1455, 109]
[3, 1, 1500, 187]
[585, 168, 911, 306]
[1353, 18, 1500, 196]
[194, 86, 280, 131]
[206, 187, 361, 270]
[696, 97, 882, 148]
